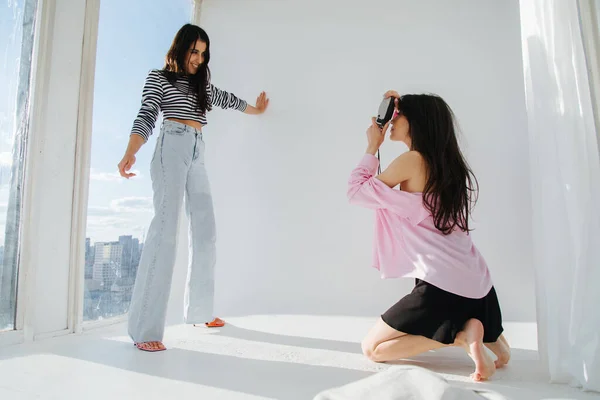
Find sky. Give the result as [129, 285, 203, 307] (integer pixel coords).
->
[0, 0, 193, 244]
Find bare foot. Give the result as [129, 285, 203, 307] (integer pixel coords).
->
[456, 319, 496, 382]
[135, 341, 166, 352]
[485, 335, 511, 368]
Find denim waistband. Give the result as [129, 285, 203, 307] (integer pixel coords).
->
[162, 119, 202, 136]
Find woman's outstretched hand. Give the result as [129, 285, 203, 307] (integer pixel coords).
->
[244, 91, 270, 115]
[255, 91, 269, 113]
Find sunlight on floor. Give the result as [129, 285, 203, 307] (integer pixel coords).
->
[0, 316, 597, 400]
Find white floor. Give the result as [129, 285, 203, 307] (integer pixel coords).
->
[0, 316, 598, 400]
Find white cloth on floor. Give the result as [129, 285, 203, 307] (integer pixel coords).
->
[314, 366, 508, 400]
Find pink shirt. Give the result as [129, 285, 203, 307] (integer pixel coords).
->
[347, 154, 492, 299]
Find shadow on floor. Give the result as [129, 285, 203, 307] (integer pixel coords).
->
[46, 337, 372, 400]
[213, 324, 594, 399]
[3, 323, 597, 400]
[215, 323, 362, 354]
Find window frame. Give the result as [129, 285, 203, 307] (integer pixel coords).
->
[69, 0, 101, 334]
[0, 0, 43, 345]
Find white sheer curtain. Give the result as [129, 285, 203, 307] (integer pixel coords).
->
[520, 0, 600, 392]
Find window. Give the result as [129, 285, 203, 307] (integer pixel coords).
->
[0, 0, 37, 332]
[83, 0, 192, 322]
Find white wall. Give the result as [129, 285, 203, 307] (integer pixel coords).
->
[167, 0, 536, 322]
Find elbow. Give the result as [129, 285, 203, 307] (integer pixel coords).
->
[347, 185, 359, 204]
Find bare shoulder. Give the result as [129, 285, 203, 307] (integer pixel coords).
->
[377, 151, 424, 188]
[391, 151, 423, 170]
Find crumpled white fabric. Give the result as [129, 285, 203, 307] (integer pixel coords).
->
[314, 366, 507, 400]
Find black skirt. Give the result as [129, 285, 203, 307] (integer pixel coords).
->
[381, 279, 504, 345]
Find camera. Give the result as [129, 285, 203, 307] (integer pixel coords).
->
[373, 96, 396, 174]
[376, 97, 395, 128]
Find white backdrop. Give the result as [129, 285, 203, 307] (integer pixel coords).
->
[167, 0, 535, 324]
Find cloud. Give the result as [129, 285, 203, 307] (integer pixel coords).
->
[85, 198, 154, 242]
[86, 214, 149, 242]
[90, 168, 143, 182]
[110, 197, 153, 213]
[87, 206, 114, 217]
[86, 197, 153, 218]
[89, 170, 121, 182]
[87, 215, 148, 231]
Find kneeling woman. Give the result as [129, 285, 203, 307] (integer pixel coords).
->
[347, 91, 510, 381]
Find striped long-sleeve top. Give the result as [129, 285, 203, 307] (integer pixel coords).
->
[131, 69, 248, 141]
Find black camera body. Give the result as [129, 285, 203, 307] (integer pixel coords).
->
[376, 97, 395, 127]
[373, 97, 395, 174]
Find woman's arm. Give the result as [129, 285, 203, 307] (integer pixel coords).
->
[117, 134, 145, 179]
[244, 91, 269, 115]
[363, 116, 420, 188]
[210, 84, 269, 115]
[124, 134, 145, 157]
[131, 70, 163, 142]
[347, 153, 423, 222]
[347, 118, 424, 221]
[118, 70, 163, 179]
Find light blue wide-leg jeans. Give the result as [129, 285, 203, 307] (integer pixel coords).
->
[128, 120, 216, 343]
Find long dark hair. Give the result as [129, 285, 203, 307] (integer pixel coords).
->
[397, 94, 478, 234]
[162, 24, 212, 113]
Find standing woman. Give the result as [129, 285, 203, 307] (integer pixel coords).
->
[118, 24, 269, 352]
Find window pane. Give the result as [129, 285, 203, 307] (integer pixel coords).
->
[83, 1, 192, 322]
[0, 0, 37, 332]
